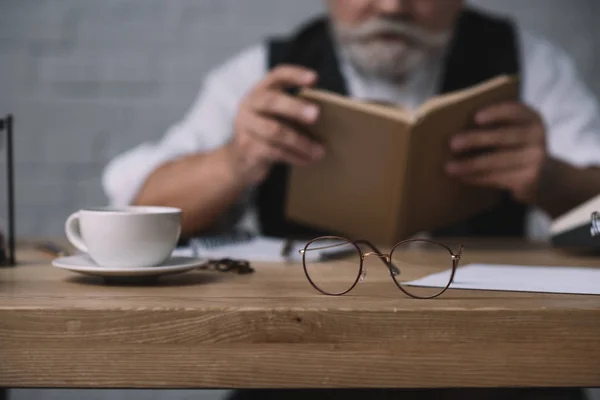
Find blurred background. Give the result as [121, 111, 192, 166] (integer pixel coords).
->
[1, 0, 599, 399]
[2, 0, 600, 239]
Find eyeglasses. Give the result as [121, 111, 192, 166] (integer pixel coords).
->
[299, 236, 462, 299]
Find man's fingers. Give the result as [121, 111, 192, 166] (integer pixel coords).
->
[474, 101, 539, 125]
[253, 140, 286, 164]
[456, 168, 524, 190]
[252, 90, 319, 124]
[450, 127, 528, 152]
[446, 147, 541, 176]
[253, 136, 316, 166]
[259, 65, 317, 90]
[244, 113, 324, 161]
[248, 65, 319, 125]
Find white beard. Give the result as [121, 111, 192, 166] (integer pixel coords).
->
[331, 17, 452, 81]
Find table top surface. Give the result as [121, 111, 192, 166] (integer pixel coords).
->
[2, 238, 600, 311]
[1, 238, 600, 389]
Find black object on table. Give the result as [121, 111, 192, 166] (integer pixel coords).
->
[0, 114, 15, 267]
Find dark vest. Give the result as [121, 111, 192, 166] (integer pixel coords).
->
[256, 8, 527, 239]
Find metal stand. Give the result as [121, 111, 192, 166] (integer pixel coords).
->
[591, 211, 600, 237]
[1, 114, 15, 266]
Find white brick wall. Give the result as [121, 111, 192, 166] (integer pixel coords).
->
[0, 0, 323, 237]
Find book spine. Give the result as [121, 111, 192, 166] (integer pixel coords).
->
[395, 119, 422, 241]
[390, 128, 414, 243]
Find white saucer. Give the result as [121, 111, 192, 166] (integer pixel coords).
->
[51, 254, 206, 278]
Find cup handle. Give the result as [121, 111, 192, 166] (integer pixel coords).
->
[65, 212, 88, 253]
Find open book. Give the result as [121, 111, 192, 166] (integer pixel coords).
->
[550, 192, 600, 252]
[284, 74, 519, 246]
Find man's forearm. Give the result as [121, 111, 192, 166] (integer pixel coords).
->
[536, 157, 600, 219]
[133, 146, 247, 237]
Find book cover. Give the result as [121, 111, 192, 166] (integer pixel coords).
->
[285, 75, 519, 245]
[550, 193, 600, 253]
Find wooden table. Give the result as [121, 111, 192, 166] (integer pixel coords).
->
[1, 239, 599, 389]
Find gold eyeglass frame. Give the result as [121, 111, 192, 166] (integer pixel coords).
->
[299, 236, 463, 299]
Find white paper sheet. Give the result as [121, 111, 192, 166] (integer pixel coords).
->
[171, 247, 195, 257]
[177, 236, 351, 263]
[193, 236, 303, 262]
[404, 263, 600, 295]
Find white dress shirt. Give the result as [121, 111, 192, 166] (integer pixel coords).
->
[102, 25, 600, 241]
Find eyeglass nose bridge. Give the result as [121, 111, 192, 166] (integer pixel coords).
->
[362, 251, 391, 263]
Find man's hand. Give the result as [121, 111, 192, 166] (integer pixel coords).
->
[446, 102, 549, 205]
[227, 64, 326, 185]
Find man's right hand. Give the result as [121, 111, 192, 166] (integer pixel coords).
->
[227, 64, 326, 185]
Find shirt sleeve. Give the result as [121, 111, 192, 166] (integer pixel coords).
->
[518, 28, 600, 240]
[520, 28, 600, 167]
[101, 44, 267, 209]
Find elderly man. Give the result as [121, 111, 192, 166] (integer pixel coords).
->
[103, 0, 600, 244]
[103, 0, 596, 398]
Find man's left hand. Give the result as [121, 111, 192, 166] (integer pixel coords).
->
[446, 102, 549, 205]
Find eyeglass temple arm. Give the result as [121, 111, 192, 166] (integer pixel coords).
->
[449, 244, 463, 284]
[354, 240, 401, 276]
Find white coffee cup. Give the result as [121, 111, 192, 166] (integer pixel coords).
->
[65, 206, 182, 268]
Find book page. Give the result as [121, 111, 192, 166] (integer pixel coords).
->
[417, 74, 518, 118]
[299, 88, 416, 124]
[286, 91, 413, 245]
[396, 75, 518, 236]
[362, 99, 408, 113]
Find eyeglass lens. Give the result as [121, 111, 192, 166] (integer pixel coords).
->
[302, 237, 362, 295]
[390, 239, 454, 298]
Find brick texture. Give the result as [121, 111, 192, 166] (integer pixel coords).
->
[0, 0, 323, 238]
[0, 0, 599, 242]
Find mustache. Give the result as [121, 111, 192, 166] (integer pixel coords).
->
[336, 17, 450, 48]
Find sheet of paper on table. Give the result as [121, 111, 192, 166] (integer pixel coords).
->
[404, 263, 600, 295]
[172, 235, 351, 263]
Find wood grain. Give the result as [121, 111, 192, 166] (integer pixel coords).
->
[1, 239, 600, 388]
[2, 343, 599, 388]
